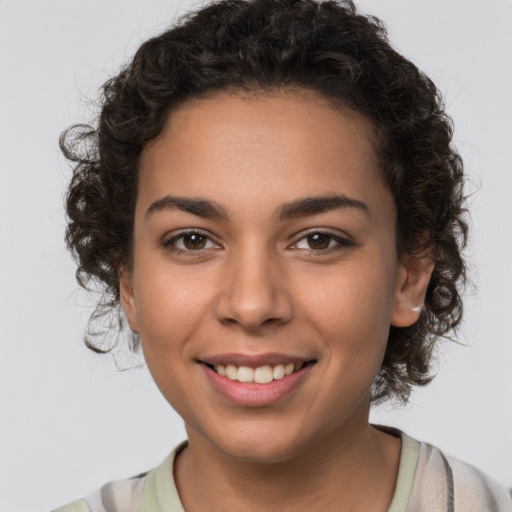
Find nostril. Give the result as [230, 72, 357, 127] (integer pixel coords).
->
[213, 272, 294, 331]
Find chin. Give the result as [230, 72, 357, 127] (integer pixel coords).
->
[208, 423, 319, 465]
[223, 443, 303, 465]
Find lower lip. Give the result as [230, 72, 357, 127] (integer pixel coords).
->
[201, 363, 314, 407]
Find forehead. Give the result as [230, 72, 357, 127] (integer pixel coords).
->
[138, 89, 391, 223]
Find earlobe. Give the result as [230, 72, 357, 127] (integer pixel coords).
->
[119, 267, 139, 333]
[390, 253, 435, 328]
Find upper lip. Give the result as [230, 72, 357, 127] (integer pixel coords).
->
[199, 352, 315, 367]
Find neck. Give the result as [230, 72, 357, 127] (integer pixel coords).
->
[174, 418, 401, 512]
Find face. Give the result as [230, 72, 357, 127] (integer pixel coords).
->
[121, 89, 423, 463]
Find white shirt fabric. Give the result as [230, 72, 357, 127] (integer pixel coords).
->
[53, 430, 512, 512]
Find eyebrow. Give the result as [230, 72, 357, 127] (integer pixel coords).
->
[145, 194, 369, 222]
[145, 196, 229, 220]
[275, 195, 369, 221]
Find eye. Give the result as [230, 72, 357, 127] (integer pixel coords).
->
[164, 231, 219, 253]
[292, 231, 353, 253]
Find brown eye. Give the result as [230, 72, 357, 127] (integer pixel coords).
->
[165, 231, 218, 253]
[182, 233, 207, 250]
[293, 231, 354, 253]
[306, 233, 331, 250]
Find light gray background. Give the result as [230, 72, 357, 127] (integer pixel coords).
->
[1, 1, 511, 510]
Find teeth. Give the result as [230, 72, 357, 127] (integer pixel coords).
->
[225, 364, 238, 380]
[213, 362, 307, 383]
[284, 363, 294, 376]
[237, 366, 254, 382]
[254, 365, 273, 384]
[273, 364, 285, 380]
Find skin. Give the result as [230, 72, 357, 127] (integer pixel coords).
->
[120, 89, 433, 511]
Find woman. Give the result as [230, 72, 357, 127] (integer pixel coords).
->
[54, 0, 511, 510]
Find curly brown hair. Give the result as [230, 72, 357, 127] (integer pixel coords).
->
[61, 0, 468, 403]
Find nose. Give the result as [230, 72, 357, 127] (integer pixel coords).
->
[214, 243, 294, 332]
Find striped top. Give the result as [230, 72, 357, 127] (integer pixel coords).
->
[53, 430, 512, 512]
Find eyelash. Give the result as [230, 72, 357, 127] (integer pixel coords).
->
[164, 229, 219, 255]
[163, 229, 354, 256]
[291, 231, 355, 255]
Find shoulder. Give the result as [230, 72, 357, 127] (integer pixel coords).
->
[408, 436, 511, 511]
[51, 474, 146, 512]
[51, 441, 187, 512]
[446, 452, 512, 510]
[52, 498, 91, 512]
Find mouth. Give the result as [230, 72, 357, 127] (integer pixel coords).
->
[199, 356, 317, 406]
[198, 353, 317, 406]
[202, 360, 316, 384]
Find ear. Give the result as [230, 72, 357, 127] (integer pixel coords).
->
[390, 252, 435, 328]
[119, 267, 139, 333]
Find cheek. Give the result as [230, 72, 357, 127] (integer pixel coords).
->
[301, 262, 394, 335]
[299, 267, 394, 420]
[297, 257, 395, 378]
[132, 267, 210, 411]
[132, 258, 214, 363]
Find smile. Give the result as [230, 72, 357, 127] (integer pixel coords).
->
[199, 355, 316, 406]
[209, 362, 309, 384]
